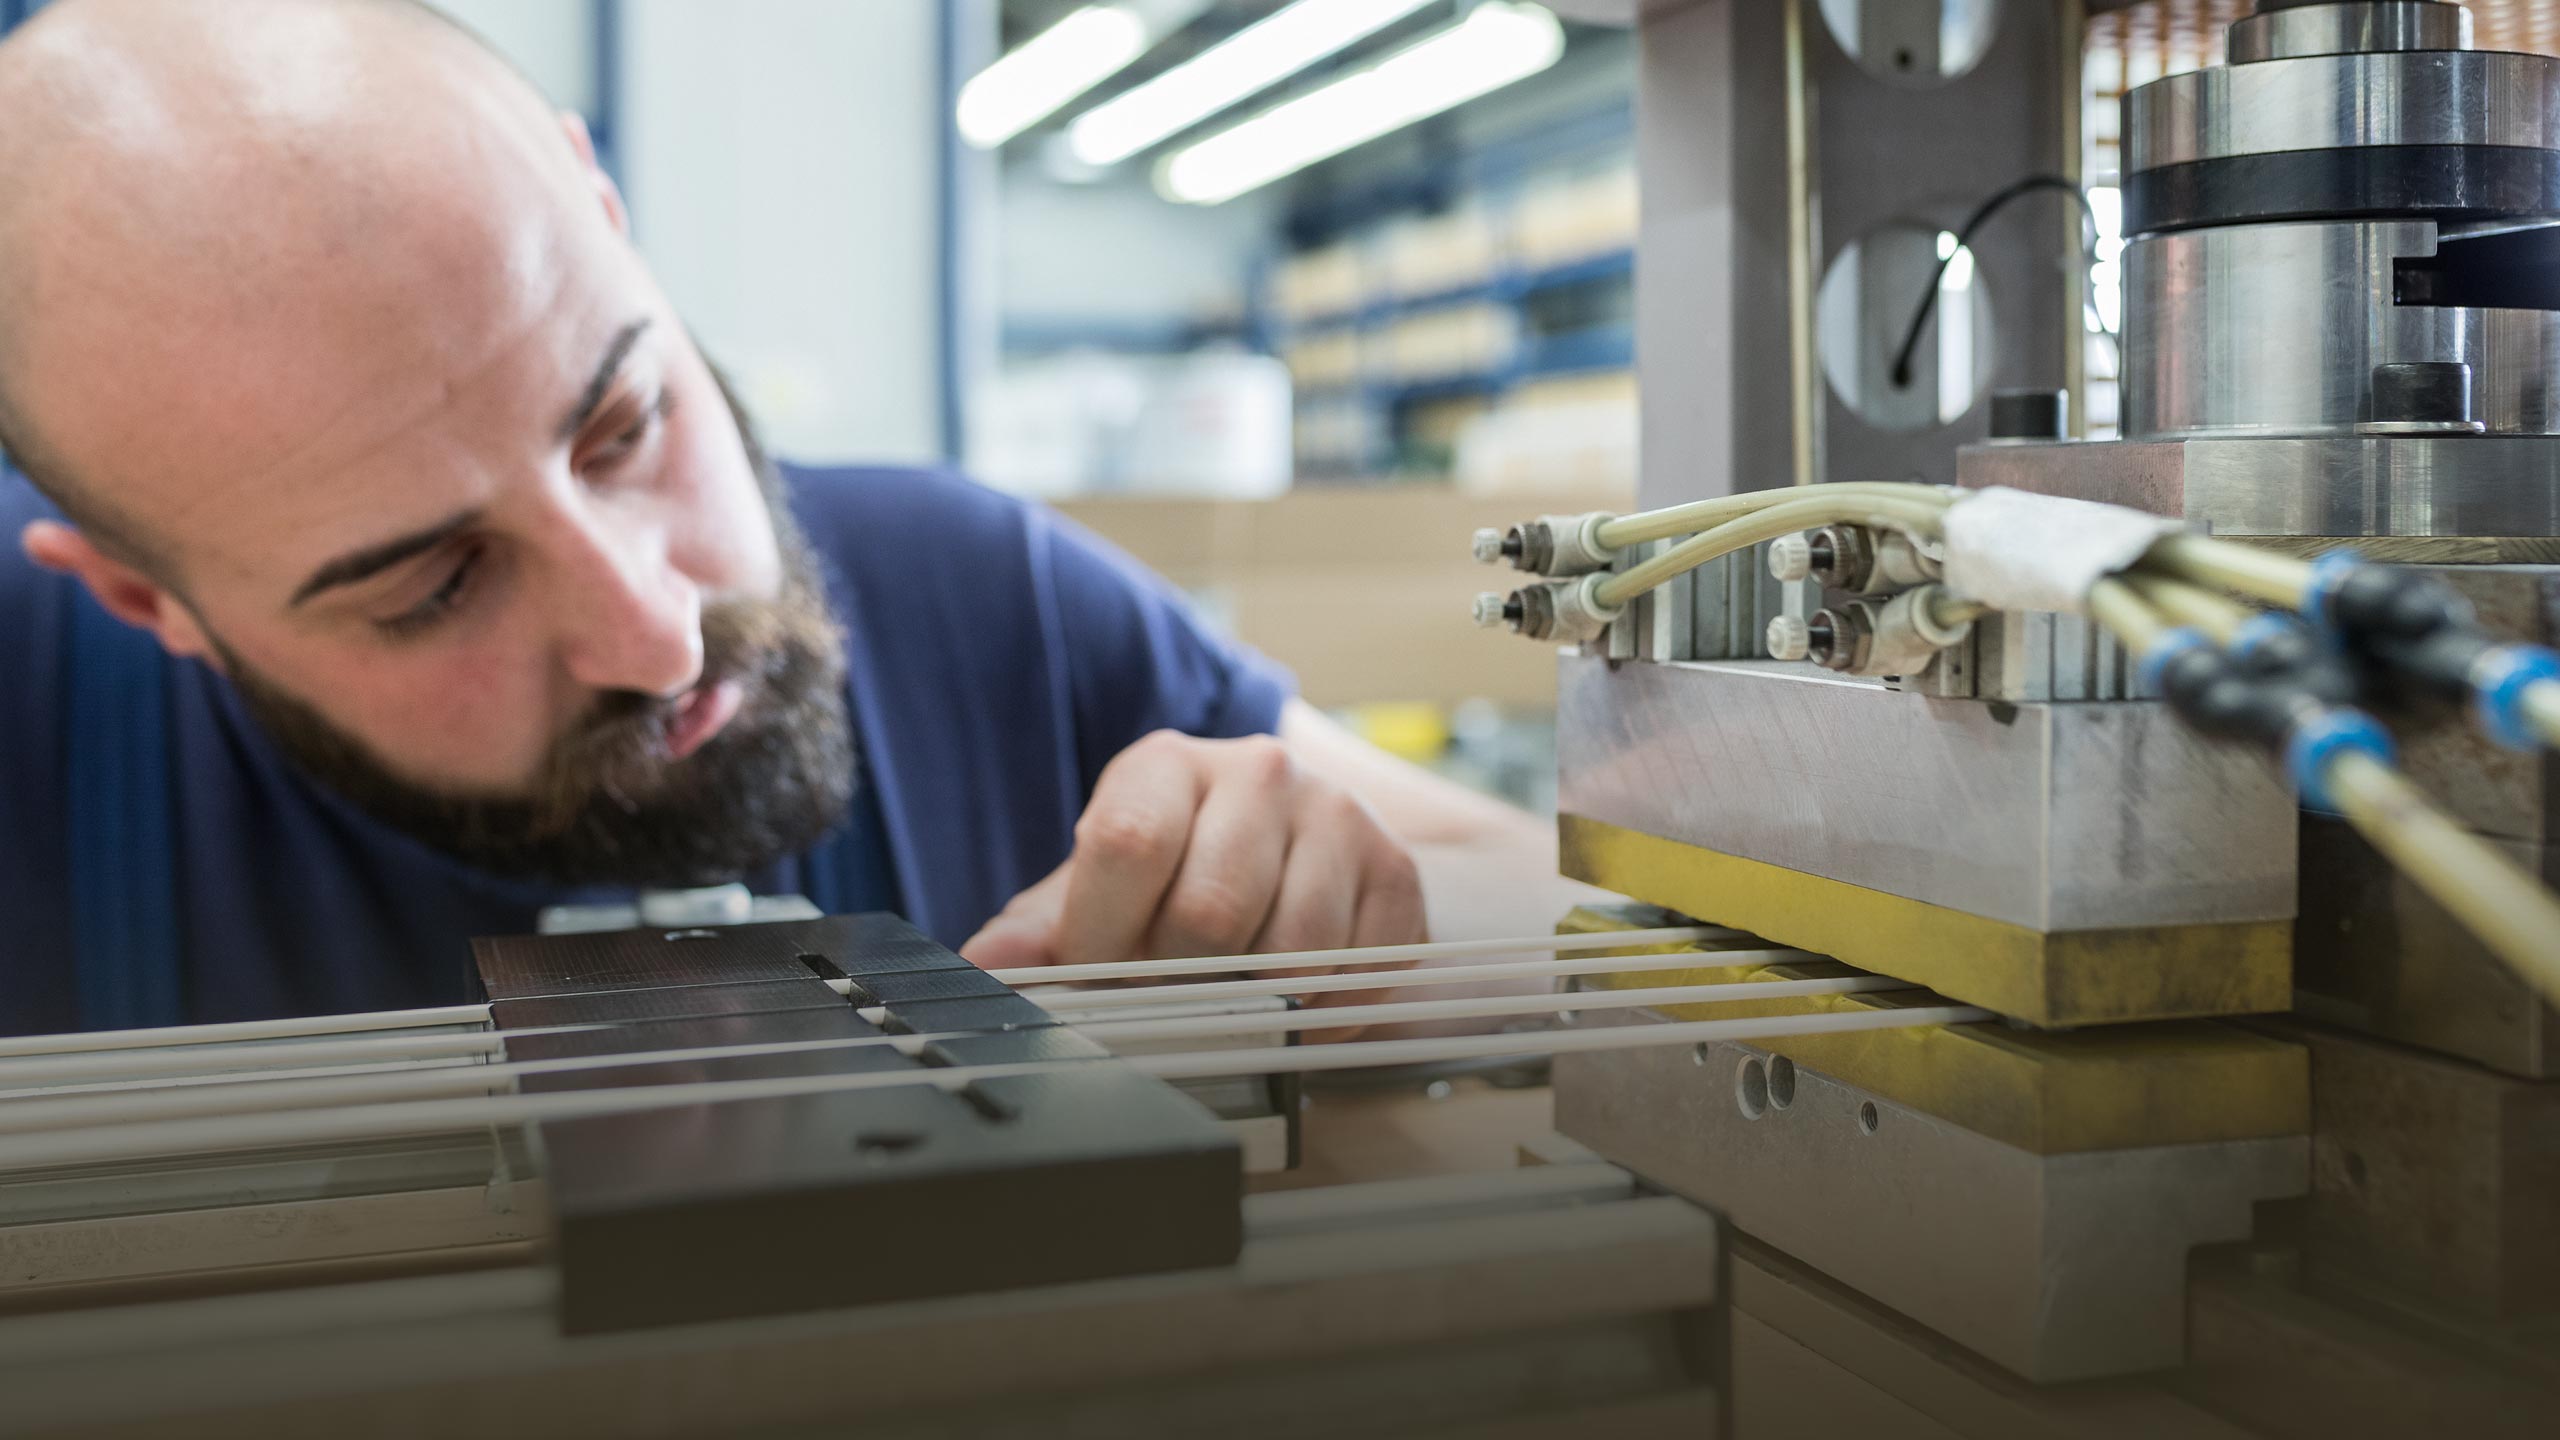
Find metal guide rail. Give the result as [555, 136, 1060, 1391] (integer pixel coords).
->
[5, 916, 2015, 1436]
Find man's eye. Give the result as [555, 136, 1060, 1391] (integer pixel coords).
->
[585, 391, 672, 471]
[375, 548, 481, 640]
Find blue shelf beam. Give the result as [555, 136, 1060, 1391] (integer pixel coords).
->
[1276, 246, 1635, 337]
[1304, 319, 1635, 413]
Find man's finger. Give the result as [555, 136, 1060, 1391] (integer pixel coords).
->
[1349, 839, 1428, 952]
[1053, 733, 1206, 970]
[1142, 741, 1292, 959]
[1250, 793, 1364, 960]
[1301, 840, 1431, 1029]
[960, 860, 1072, 971]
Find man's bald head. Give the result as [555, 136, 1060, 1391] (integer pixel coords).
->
[0, 0, 583, 575]
[0, 0, 850, 886]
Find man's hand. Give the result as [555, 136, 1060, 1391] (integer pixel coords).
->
[961, 730, 1428, 977]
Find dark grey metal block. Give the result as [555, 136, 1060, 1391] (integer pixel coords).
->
[923, 1029, 1117, 1067]
[875, 992, 1060, 1035]
[488, 978, 847, 1031]
[476, 915, 1242, 1335]
[840, 966, 1016, 1006]
[499, 1004, 901, 1071]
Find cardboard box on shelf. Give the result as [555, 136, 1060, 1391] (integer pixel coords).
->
[1056, 485, 1631, 710]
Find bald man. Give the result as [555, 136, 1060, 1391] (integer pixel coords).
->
[0, 0, 1572, 1033]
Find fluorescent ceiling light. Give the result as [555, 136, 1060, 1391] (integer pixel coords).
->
[1158, 3, 1566, 206]
[958, 5, 1151, 149]
[1068, 0, 1439, 168]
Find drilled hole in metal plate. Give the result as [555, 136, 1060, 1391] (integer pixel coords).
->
[1736, 1057, 1770, 1121]
[1692, 1043, 1714, 1068]
[853, 1131, 926, 1159]
[1767, 1056, 1798, 1109]
[1857, 1101, 1881, 1136]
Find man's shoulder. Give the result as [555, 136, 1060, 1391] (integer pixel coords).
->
[781, 461, 1043, 562]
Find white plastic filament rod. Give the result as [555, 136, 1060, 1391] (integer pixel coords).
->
[0, 1055, 496, 1105]
[0, 976, 1901, 1137]
[0, 1003, 493, 1061]
[0, 1004, 1988, 1175]
[1026, 946, 1806, 1010]
[0, 949, 1794, 1105]
[0, 1030, 515, 1090]
[1071, 974, 1909, 1043]
[0, 926, 1736, 1064]
[988, 925, 1737, 986]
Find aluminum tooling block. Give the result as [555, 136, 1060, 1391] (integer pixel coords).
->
[1955, 433, 2560, 543]
[1556, 655, 2296, 1025]
[1557, 1008, 2306, 1382]
[1554, 906, 2310, 1156]
[1557, 655, 2296, 934]
[2264, 1017, 2560, 1321]
[2297, 814, 2560, 1078]
[478, 915, 1243, 1333]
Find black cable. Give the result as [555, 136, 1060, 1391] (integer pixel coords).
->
[1888, 174, 2102, 392]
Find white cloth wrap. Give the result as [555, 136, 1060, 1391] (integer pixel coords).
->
[1940, 487, 2183, 615]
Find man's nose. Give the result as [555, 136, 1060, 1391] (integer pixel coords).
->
[551, 515, 705, 699]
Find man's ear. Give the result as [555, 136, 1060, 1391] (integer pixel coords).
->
[21, 520, 218, 662]
[558, 110, 630, 236]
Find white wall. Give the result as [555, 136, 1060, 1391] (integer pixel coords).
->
[433, 0, 596, 116]
[621, 0, 948, 465]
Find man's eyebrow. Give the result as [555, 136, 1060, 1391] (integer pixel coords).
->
[557, 317, 655, 443]
[289, 509, 483, 609]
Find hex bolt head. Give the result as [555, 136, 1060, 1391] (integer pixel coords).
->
[1766, 614, 1812, 661]
[1768, 534, 1814, 583]
[1471, 528, 1507, 564]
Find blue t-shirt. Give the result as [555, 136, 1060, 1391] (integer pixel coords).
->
[0, 464, 1292, 1034]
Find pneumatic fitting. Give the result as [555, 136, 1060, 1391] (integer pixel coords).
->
[2137, 627, 2387, 812]
[1471, 512, 1619, 578]
[1472, 573, 1623, 644]
[1766, 584, 1976, 677]
[2303, 551, 2560, 751]
[1767, 524, 1943, 595]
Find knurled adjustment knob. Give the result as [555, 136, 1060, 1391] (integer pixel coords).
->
[1768, 534, 1814, 583]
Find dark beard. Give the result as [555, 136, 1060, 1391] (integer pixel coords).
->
[219, 421, 858, 889]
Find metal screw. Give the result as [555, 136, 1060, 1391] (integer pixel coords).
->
[1766, 615, 1811, 661]
[1808, 609, 1858, 671]
[1768, 534, 1814, 583]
